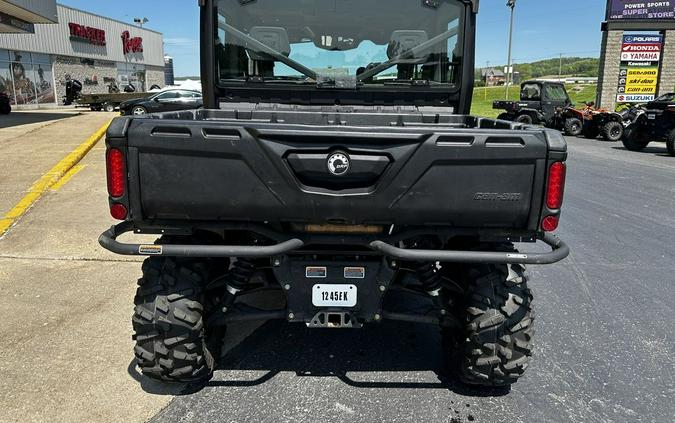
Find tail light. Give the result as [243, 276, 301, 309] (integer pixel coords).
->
[106, 148, 127, 220]
[542, 162, 566, 232]
[541, 216, 559, 232]
[546, 162, 566, 209]
[106, 148, 126, 198]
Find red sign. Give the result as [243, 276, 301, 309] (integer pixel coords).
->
[121, 31, 144, 54]
[69, 22, 106, 46]
[622, 43, 662, 53]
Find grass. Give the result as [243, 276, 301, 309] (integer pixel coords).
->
[470, 84, 598, 118]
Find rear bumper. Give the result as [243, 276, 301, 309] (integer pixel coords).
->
[99, 221, 569, 265]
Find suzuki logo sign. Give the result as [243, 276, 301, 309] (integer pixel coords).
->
[121, 31, 144, 54]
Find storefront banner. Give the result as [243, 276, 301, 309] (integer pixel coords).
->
[610, 1, 675, 20]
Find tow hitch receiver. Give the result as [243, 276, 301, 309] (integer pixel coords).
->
[307, 311, 359, 328]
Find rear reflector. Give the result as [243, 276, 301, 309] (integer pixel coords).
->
[110, 203, 128, 220]
[546, 162, 566, 210]
[541, 216, 559, 232]
[106, 148, 126, 198]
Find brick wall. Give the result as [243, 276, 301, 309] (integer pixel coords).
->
[597, 30, 623, 110]
[659, 30, 675, 95]
[145, 66, 165, 89]
[53, 56, 117, 102]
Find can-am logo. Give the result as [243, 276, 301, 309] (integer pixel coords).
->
[327, 152, 350, 176]
[121, 31, 144, 54]
[69, 23, 106, 46]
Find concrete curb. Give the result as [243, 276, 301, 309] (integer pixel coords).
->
[0, 119, 112, 237]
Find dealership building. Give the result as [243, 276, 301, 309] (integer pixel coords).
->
[597, 0, 675, 110]
[0, 3, 165, 107]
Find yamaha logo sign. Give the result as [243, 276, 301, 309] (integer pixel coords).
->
[327, 152, 350, 176]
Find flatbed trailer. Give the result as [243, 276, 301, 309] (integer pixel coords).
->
[78, 92, 150, 112]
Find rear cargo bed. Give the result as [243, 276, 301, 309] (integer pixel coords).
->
[106, 108, 566, 232]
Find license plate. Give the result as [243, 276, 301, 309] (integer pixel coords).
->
[648, 114, 656, 120]
[312, 284, 357, 307]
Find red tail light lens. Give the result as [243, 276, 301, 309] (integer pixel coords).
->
[106, 148, 126, 198]
[541, 215, 559, 232]
[546, 162, 566, 210]
[110, 203, 128, 220]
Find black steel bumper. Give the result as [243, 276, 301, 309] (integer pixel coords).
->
[99, 222, 569, 265]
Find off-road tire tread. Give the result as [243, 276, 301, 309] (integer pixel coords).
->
[582, 123, 600, 139]
[443, 248, 534, 387]
[666, 129, 675, 156]
[622, 127, 649, 151]
[601, 121, 623, 142]
[132, 253, 215, 383]
[515, 114, 533, 125]
[564, 118, 582, 136]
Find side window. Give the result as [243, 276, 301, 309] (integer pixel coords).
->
[545, 85, 568, 101]
[521, 83, 541, 100]
[156, 91, 179, 100]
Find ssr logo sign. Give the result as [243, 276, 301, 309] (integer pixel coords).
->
[69, 23, 106, 46]
[121, 31, 144, 54]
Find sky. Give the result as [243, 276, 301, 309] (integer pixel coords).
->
[58, 0, 608, 77]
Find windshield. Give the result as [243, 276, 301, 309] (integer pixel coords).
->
[215, 0, 464, 87]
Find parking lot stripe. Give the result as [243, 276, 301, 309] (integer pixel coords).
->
[0, 120, 111, 237]
[51, 164, 87, 191]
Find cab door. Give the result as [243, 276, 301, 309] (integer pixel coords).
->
[542, 84, 571, 123]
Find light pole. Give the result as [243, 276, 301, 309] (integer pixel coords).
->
[134, 17, 149, 28]
[505, 0, 516, 99]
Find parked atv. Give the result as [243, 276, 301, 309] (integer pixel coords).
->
[579, 103, 624, 142]
[494, 80, 582, 136]
[622, 93, 675, 156]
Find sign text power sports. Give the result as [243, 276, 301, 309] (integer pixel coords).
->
[609, 0, 675, 20]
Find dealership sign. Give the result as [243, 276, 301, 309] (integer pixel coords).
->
[617, 34, 662, 103]
[121, 31, 144, 54]
[609, 0, 675, 20]
[69, 23, 106, 46]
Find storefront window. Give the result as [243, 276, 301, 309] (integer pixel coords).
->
[0, 50, 54, 106]
[117, 62, 146, 92]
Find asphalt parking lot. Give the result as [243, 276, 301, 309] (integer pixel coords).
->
[0, 112, 673, 423]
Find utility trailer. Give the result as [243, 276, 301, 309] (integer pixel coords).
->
[99, 0, 569, 389]
[79, 92, 150, 112]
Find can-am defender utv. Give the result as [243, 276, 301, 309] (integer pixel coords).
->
[100, 0, 569, 389]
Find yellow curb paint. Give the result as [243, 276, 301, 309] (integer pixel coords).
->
[51, 164, 87, 191]
[0, 119, 112, 237]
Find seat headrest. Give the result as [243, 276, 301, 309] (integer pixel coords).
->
[248, 26, 291, 61]
[387, 30, 429, 63]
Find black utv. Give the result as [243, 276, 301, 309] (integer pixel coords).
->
[622, 93, 675, 156]
[493, 80, 581, 136]
[100, 0, 569, 389]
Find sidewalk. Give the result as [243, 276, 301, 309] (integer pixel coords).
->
[0, 112, 115, 216]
